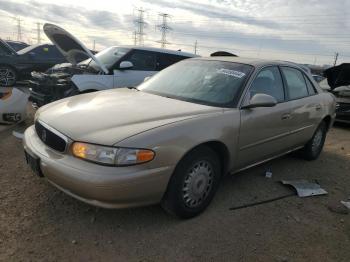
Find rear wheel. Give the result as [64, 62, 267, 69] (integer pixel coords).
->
[161, 146, 221, 219]
[0, 66, 17, 87]
[300, 121, 327, 160]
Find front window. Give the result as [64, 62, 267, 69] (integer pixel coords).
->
[138, 60, 252, 107]
[249, 66, 285, 102]
[81, 47, 130, 70]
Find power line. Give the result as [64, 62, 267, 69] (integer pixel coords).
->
[156, 13, 172, 48]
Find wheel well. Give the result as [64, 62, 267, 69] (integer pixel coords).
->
[194, 141, 230, 176]
[323, 115, 332, 131]
[80, 89, 98, 94]
[0, 64, 17, 73]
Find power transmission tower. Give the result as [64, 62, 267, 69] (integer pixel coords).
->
[194, 40, 198, 54]
[133, 31, 137, 45]
[333, 52, 339, 66]
[156, 13, 172, 48]
[13, 17, 23, 41]
[33, 22, 43, 44]
[134, 7, 147, 45]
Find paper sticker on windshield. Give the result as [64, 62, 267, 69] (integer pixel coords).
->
[217, 69, 246, 78]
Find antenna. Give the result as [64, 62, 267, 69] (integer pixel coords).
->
[134, 7, 147, 45]
[156, 13, 172, 48]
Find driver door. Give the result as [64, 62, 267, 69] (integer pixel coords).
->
[113, 50, 157, 88]
[237, 66, 293, 168]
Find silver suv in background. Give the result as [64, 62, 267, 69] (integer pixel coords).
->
[29, 23, 198, 107]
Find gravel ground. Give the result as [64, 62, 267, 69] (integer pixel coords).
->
[0, 122, 349, 262]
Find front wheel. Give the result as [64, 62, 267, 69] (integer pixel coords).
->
[0, 66, 17, 87]
[300, 121, 327, 160]
[161, 146, 221, 219]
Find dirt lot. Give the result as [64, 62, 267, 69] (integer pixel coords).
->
[1, 122, 350, 262]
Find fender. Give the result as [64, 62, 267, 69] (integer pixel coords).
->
[71, 74, 114, 92]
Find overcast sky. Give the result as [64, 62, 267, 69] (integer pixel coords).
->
[0, 0, 349, 65]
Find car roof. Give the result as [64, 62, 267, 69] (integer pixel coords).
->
[118, 45, 198, 58]
[194, 56, 305, 69]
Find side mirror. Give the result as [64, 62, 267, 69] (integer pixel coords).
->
[242, 93, 277, 109]
[119, 61, 133, 70]
[143, 76, 152, 82]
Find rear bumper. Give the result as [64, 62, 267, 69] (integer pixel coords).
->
[23, 125, 174, 209]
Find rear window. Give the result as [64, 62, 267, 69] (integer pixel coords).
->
[304, 75, 317, 95]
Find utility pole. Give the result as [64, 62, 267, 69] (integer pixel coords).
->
[13, 17, 23, 41]
[33, 22, 43, 44]
[134, 7, 146, 45]
[194, 40, 198, 54]
[133, 31, 137, 45]
[333, 52, 339, 66]
[156, 13, 172, 48]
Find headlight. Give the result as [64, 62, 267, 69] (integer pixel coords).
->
[71, 142, 155, 166]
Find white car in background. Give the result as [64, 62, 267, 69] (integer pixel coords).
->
[29, 23, 198, 106]
[0, 87, 28, 124]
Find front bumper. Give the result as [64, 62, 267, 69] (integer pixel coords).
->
[23, 125, 174, 208]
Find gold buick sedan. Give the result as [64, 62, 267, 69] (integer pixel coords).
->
[24, 57, 336, 218]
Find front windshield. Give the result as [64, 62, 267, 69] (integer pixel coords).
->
[82, 47, 130, 70]
[139, 59, 253, 107]
[17, 44, 40, 55]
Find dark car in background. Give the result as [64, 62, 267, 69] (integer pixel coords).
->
[0, 40, 67, 86]
[5, 40, 29, 51]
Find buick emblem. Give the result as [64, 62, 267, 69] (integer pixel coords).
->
[41, 129, 47, 142]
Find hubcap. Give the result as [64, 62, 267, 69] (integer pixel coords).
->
[182, 160, 213, 208]
[0, 68, 16, 86]
[311, 128, 323, 153]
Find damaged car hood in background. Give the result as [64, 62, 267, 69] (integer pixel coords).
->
[324, 63, 350, 90]
[43, 23, 108, 74]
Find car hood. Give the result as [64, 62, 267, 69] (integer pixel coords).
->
[37, 88, 223, 145]
[43, 23, 108, 74]
[324, 63, 350, 90]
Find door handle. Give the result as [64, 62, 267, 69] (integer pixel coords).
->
[315, 104, 322, 111]
[281, 113, 291, 120]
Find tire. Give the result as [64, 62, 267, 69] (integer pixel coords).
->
[300, 121, 327, 160]
[0, 66, 17, 87]
[161, 146, 221, 219]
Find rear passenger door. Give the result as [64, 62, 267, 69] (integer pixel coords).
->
[237, 66, 294, 168]
[280, 67, 322, 146]
[113, 50, 157, 88]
